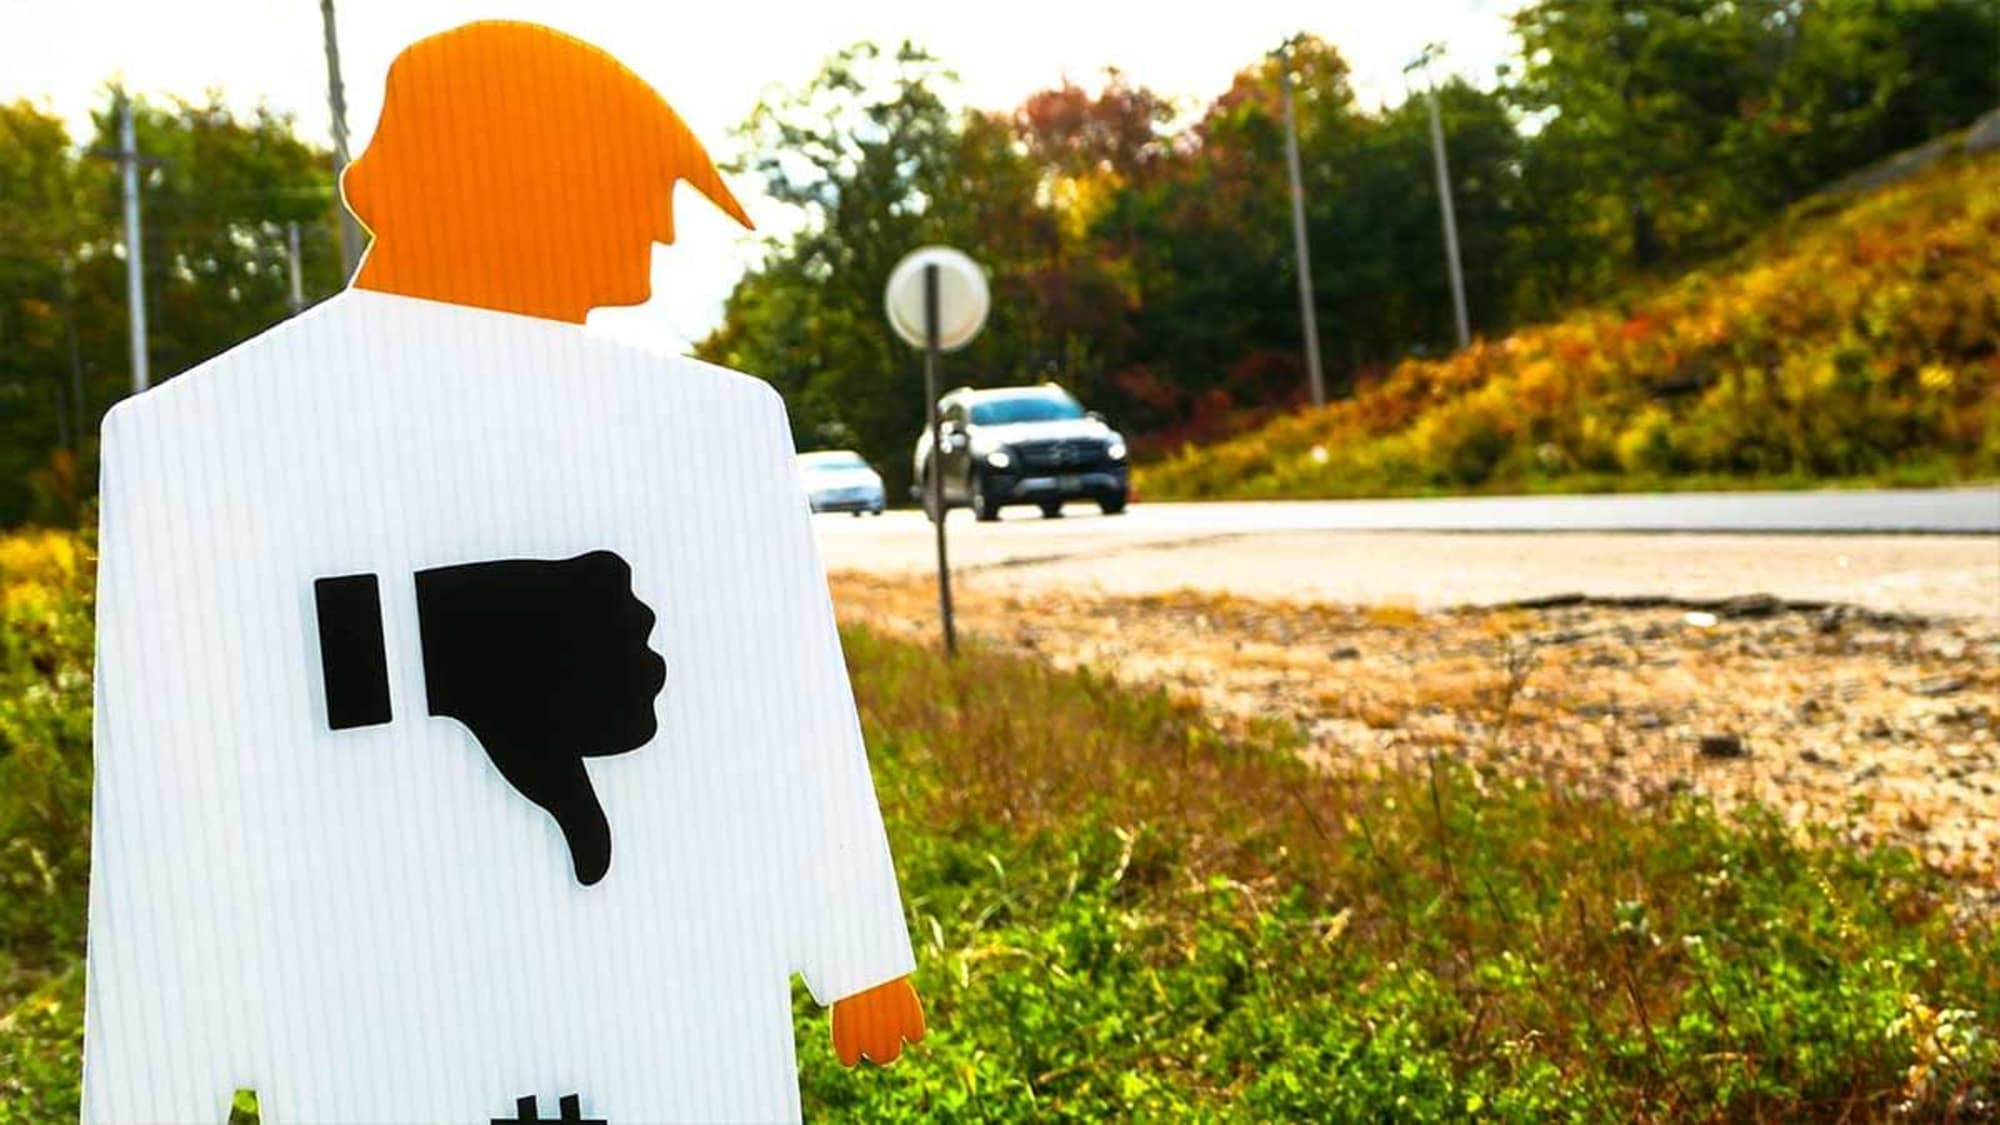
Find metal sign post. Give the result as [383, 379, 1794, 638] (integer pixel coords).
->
[922, 264, 956, 654]
[885, 246, 990, 657]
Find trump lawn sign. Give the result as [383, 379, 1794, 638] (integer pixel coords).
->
[83, 22, 923, 1124]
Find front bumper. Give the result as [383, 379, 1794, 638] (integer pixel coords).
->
[809, 488, 886, 513]
[986, 466, 1128, 500]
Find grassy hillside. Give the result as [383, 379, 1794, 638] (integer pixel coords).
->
[3, 528, 1997, 1119]
[1139, 150, 2000, 500]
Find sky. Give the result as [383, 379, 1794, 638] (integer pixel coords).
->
[0, 0, 1522, 352]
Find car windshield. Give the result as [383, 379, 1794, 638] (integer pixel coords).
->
[967, 392, 1086, 425]
[800, 452, 868, 472]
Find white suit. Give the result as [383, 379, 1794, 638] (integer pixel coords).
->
[83, 290, 915, 1123]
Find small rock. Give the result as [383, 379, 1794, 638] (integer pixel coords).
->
[1909, 675, 1967, 698]
[1684, 611, 1720, 628]
[1719, 594, 1784, 619]
[1699, 733, 1748, 759]
[1815, 608, 1847, 635]
[1632, 712, 1669, 731]
[1854, 763, 1886, 782]
[1329, 645, 1361, 661]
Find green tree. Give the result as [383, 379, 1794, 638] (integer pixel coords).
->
[82, 96, 345, 394]
[703, 10, 1998, 480]
[1741, 0, 2000, 197]
[1505, 0, 1999, 305]
[700, 43, 1054, 497]
[1102, 40, 1521, 428]
[0, 92, 342, 527]
[1508, 0, 1783, 274]
[0, 102, 105, 523]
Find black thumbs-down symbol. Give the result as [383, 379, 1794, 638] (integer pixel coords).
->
[314, 551, 666, 886]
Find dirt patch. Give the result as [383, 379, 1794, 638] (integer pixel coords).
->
[831, 570, 2000, 881]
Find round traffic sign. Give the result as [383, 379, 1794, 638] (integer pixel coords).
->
[884, 247, 990, 352]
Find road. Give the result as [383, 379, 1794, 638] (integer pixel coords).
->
[814, 488, 2000, 619]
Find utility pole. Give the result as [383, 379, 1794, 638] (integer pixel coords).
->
[287, 221, 306, 313]
[1277, 37, 1326, 408]
[322, 0, 364, 280]
[117, 93, 150, 395]
[1409, 45, 1471, 350]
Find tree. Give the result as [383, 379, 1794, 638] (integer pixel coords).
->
[1015, 72, 1175, 183]
[1739, 0, 2000, 198]
[701, 43, 1058, 497]
[86, 96, 345, 390]
[0, 102, 102, 522]
[699, 11, 1997, 486]
[0, 92, 342, 526]
[1504, 0, 1999, 295]
[1509, 0, 1784, 273]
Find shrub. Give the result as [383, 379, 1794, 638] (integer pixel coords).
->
[1141, 150, 2000, 500]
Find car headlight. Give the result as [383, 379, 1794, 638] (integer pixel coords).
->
[986, 449, 1012, 469]
[1106, 439, 1128, 461]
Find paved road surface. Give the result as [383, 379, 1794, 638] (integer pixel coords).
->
[814, 489, 2000, 619]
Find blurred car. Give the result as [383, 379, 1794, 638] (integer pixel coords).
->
[797, 450, 887, 516]
[911, 384, 1129, 522]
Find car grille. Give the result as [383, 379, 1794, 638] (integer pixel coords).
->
[1012, 438, 1110, 471]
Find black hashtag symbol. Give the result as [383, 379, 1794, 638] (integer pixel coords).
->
[492, 1093, 605, 1124]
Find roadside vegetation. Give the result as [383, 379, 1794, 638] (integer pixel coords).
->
[4, 528, 1995, 1120]
[1139, 148, 2000, 501]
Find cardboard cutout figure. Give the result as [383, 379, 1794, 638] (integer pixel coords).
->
[84, 22, 922, 1123]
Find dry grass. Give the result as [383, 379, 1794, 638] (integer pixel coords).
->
[832, 572, 2000, 880]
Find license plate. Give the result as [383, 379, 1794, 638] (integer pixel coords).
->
[1059, 475, 1082, 491]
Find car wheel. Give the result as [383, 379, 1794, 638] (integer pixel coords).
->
[971, 471, 1003, 522]
[1098, 491, 1128, 516]
[1039, 501, 1063, 519]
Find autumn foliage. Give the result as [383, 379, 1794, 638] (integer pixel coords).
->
[1140, 149, 2000, 499]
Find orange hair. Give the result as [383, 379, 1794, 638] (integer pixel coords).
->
[344, 21, 752, 323]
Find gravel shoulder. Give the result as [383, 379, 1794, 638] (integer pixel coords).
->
[830, 570, 2000, 882]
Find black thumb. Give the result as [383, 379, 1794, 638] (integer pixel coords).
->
[499, 748, 612, 886]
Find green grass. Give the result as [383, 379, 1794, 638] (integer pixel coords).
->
[3, 530, 1997, 1120]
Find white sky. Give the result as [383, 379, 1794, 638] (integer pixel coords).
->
[0, 0, 1521, 352]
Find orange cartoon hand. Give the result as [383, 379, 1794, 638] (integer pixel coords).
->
[831, 976, 926, 1067]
